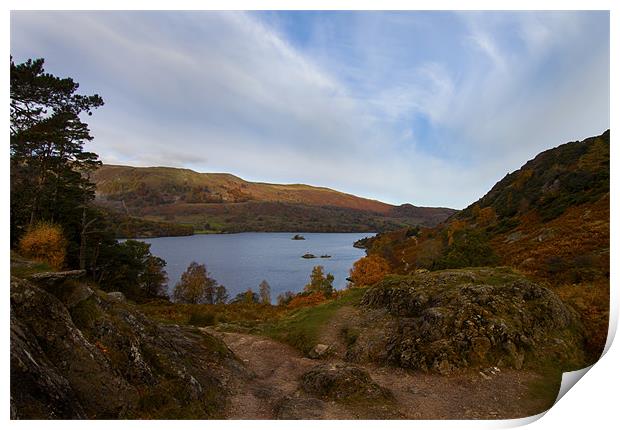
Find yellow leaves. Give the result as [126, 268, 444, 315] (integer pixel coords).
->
[348, 255, 391, 287]
[287, 292, 327, 309]
[18, 221, 67, 270]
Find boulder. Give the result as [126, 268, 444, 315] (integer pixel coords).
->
[308, 343, 331, 359]
[300, 363, 392, 402]
[273, 396, 326, 419]
[351, 268, 585, 373]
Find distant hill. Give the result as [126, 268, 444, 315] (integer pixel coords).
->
[91, 165, 456, 236]
[360, 130, 610, 361]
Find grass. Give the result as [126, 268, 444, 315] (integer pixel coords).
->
[9, 251, 54, 278]
[553, 280, 610, 364]
[138, 302, 287, 330]
[522, 365, 563, 416]
[258, 287, 368, 354]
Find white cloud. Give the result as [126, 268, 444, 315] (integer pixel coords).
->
[10, 11, 609, 209]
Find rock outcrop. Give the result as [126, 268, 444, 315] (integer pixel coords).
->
[348, 268, 585, 373]
[300, 363, 393, 402]
[26, 270, 86, 287]
[10, 276, 248, 419]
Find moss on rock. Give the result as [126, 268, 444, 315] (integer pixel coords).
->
[351, 268, 585, 373]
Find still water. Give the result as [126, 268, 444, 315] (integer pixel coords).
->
[140, 232, 372, 301]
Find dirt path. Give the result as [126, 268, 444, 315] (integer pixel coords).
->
[203, 328, 355, 419]
[204, 325, 551, 420]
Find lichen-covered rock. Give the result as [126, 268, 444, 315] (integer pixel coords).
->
[273, 396, 326, 419]
[27, 270, 86, 287]
[106, 291, 126, 302]
[10, 276, 248, 419]
[300, 363, 392, 402]
[351, 268, 585, 373]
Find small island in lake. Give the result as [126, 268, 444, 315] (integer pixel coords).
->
[292, 234, 306, 240]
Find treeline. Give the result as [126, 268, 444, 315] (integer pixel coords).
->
[10, 57, 169, 302]
[100, 200, 437, 235]
[102, 209, 194, 238]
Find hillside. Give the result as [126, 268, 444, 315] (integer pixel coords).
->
[91, 165, 455, 236]
[360, 130, 610, 361]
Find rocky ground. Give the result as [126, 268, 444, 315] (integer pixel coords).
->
[354, 268, 585, 373]
[11, 265, 574, 420]
[207, 329, 555, 419]
[10, 273, 248, 419]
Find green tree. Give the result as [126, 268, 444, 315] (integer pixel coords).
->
[173, 262, 217, 304]
[10, 58, 104, 244]
[140, 255, 168, 298]
[230, 289, 260, 304]
[304, 266, 334, 298]
[258, 280, 271, 304]
[95, 240, 168, 301]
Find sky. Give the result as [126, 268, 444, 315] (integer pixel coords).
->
[10, 10, 610, 209]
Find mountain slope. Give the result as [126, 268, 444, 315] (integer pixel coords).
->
[91, 165, 456, 235]
[361, 130, 610, 361]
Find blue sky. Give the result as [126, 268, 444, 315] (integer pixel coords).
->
[10, 11, 609, 208]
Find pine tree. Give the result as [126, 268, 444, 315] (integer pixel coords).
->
[10, 57, 103, 254]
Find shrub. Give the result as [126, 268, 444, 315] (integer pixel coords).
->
[349, 255, 390, 287]
[230, 289, 260, 304]
[288, 292, 327, 308]
[18, 222, 67, 269]
[188, 310, 217, 327]
[434, 229, 498, 269]
[277, 291, 295, 306]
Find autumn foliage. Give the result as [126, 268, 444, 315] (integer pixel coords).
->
[173, 261, 218, 304]
[287, 292, 327, 309]
[18, 222, 67, 269]
[348, 255, 390, 287]
[304, 266, 335, 297]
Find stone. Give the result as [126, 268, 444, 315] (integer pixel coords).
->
[351, 268, 585, 373]
[10, 276, 248, 419]
[300, 363, 393, 402]
[27, 270, 86, 287]
[308, 343, 331, 359]
[106, 292, 126, 302]
[470, 336, 492, 362]
[274, 396, 326, 419]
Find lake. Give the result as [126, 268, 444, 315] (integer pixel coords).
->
[140, 232, 372, 302]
